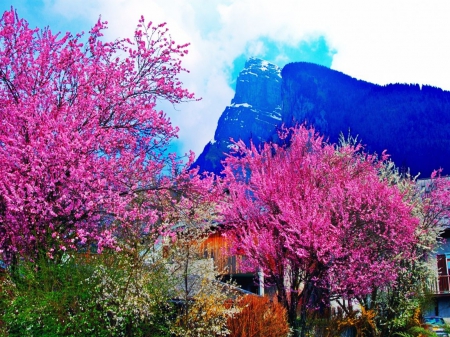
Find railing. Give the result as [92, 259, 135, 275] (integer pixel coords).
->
[429, 275, 450, 294]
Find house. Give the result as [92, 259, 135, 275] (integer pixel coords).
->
[416, 178, 450, 319]
[427, 228, 450, 319]
[199, 230, 265, 296]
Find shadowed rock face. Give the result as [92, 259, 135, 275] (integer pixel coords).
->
[232, 58, 281, 112]
[194, 58, 450, 178]
[194, 58, 283, 174]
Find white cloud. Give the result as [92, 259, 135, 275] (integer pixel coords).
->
[43, 0, 450, 158]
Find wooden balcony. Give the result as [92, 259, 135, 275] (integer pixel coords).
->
[429, 275, 450, 295]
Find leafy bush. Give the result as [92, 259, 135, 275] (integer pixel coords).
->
[171, 278, 238, 337]
[0, 251, 174, 336]
[394, 326, 439, 337]
[323, 306, 377, 337]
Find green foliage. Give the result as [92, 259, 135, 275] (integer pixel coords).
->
[0, 251, 174, 336]
[394, 326, 438, 337]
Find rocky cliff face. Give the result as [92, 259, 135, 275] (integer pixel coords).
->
[194, 58, 282, 174]
[232, 58, 281, 111]
[195, 58, 450, 177]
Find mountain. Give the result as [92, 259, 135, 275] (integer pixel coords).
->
[194, 58, 450, 177]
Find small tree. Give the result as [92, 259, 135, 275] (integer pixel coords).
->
[160, 174, 237, 337]
[359, 164, 450, 337]
[219, 125, 420, 337]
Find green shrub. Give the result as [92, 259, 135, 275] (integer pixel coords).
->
[0, 251, 174, 336]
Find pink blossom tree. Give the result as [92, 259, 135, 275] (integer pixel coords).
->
[0, 9, 200, 263]
[219, 126, 420, 337]
[345, 162, 450, 336]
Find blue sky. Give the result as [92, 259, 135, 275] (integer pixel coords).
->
[2, 0, 450, 158]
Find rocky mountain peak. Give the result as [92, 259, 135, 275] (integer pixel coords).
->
[192, 58, 283, 174]
[231, 57, 281, 112]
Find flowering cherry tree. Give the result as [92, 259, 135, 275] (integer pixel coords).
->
[0, 9, 199, 263]
[219, 126, 420, 337]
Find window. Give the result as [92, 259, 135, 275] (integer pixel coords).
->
[437, 254, 450, 293]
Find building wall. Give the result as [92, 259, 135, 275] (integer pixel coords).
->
[438, 299, 450, 318]
[426, 229, 450, 318]
[200, 231, 248, 275]
[200, 231, 266, 295]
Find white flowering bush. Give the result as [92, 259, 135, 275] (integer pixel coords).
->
[80, 255, 174, 336]
[0, 251, 174, 336]
[172, 279, 239, 337]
